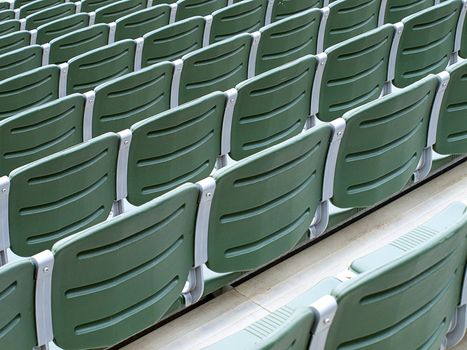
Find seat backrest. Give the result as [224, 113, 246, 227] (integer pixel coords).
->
[51, 183, 199, 349]
[35, 13, 90, 45]
[176, 0, 229, 21]
[318, 24, 394, 122]
[114, 4, 171, 41]
[209, 0, 268, 44]
[19, 0, 64, 18]
[0, 45, 42, 81]
[8, 132, 120, 256]
[207, 123, 332, 273]
[435, 60, 467, 155]
[0, 20, 21, 36]
[256, 9, 321, 75]
[0, 31, 31, 56]
[127, 91, 225, 206]
[67, 39, 136, 94]
[0, 259, 37, 350]
[94, 0, 146, 24]
[382, 0, 435, 24]
[271, 0, 324, 22]
[230, 55, 317, 161]
[48, 23, 110, 65]
[91, 62, 174, 137]
[141, 16, 205, 67]
[332, 74, 439, 209]
[80, 0, 113, 12]
[0, 9, 15, 22]
[394, 0, 461, 88]
[0, 94, 85, 176]
[0, 65, 60, 121]
[179, 33, 251, 104]
[25, 2, 76, 30]
[325, 0, 381, 49]
[0, 2, 10, 10]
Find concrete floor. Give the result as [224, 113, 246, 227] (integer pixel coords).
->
[122, 162, 467, 350]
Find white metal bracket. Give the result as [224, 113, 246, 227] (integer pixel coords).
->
[169, 3, 177, 23]
[0, 176, 10, 266]
[58, 63, 69, 98]
[134, 37, 144, 71]
[113, 129, 132, 216]
[308, 295, 338, 350]
[170, 59, 183, 108]
[203, 15, 213, 47]
[264, 0, 275, 25]
[387, 22, 404, 85]
[309, 53, 328, 127]
[317, 7, 330, 54]
[248, 31, 261, 79]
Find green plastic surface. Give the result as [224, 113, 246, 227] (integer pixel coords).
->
[92, 62, 173, 137]
[19, 0, 64, 18]
[0, 20, 20, 36]
[230, 55, 317, 160]
[80, 0, 113, 12]
[0, 2, 9, 9]
[35, 13, 90, 45]
[127, 91, 225, 206]
[141, 16, 205, 67]
[179, 33, 251, 104]
[0, 31, 31, 56]
[51, 183, 199, 349]
[256, 9, 321, 75]
[318, 25, 394, 122]
[271, 0, 324, 21]
[383, 0, 435, 24]
[94, 0, 146, 24]
[394, 0, 460, 88]
[0, 9, 14, 22]
[25, 2, 75, 30]
[67, 39, 136, 94]
[8, 133, 119, 257]
[176, 0, 229, 21]
[0, 45, 42, 81]
[332, 75, 438, 208]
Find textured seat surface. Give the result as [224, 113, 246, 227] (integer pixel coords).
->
[0, 45, 42, 81]
[271, 0, 324, 22]
[175, 0, 229, 21]
[35, 13, 89, 45]
[25, 2, 76, 30]
[0, 20, 21, 37]
[0, 31, 31, 56]
[19, 0, 64, 18]
[382, 0, 435, 24]
[94, 0, 146, 24]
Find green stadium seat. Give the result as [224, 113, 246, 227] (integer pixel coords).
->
[255, 8, 321, 75]
[24, 2, 76, 30]
[19, 0, 64, 19]
[127, 91, 225, 206]
[80, 0, 114, 13]
[94, 0, 146, 24]
[0, 9, 14, 22]
[271, 0, 325, 22]
[14, 0, 37, 8]
[0, 1, 9, 10]
[0, 19, 20, 36]
[34, 13, 90, 45]
[0, 94, 85, 175]
[177, 33, 252, 105]
[381, 0, 435, 24]
[0, 31, 31, 55]
[0, 45, 42, 81]
[65, 39, 136, 94]
[175, 0, 229, 21]
[141, 16, 205, 67]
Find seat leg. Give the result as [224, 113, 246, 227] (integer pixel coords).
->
[309, 201, 330, 239]
[413, 147, 433, 183]
[112, 200, 125, 216]
[183, 265, 205, 306]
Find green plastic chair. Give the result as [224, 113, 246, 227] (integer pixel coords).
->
[114, 4, 171, 41]
[435, 60, 467, 155]
[271, 0, 325, 22]
[80, 0, 113, 12]
[0, 45, 42, 81]
[19, 0, 64, 18]
[0, 31, 31, 56]
[209, 0, 267, 44]
[206, 123, 334, 273]
[178, 33, 251, 105]
[227, 55, 317, 162]
[24, 2, 76, 30]
[141, 17, 205, 67]
[35, 13, 90, 45]
[94, 0, 146, 24]
[0, 65, 60, 121]
[90, 62, 173, 138]
[175, 0, 229, 21]
[393, 0, 461, 88]
[0, 9, 14, 22]
[381, 0, 435, 24]
[0, 94, 84, 176]
[0, 2, 9, 9]
[0, 20, 20, 36]
[315, 24, 394, 122]
[332, 74, 442, 209]
[51, 183, 199, 349]
[127, 91, 225, 206]
[66, 39, 136, 94]
[255, 8, 321, 75]
[47, 24, 110, 65]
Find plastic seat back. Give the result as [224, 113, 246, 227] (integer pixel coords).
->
[19, 0, 64, 18]
[0, 45, 42, 81]
[0, 2, 10, 10]
[394, 0, 461, 88]
[256, 9, 321, 75]
[0, 9, 14, 22]
[176, 0, 229, 21]
[35, 13, 89, 45]
[0, 94, 85, 175]
[48, 24, 110, 64]
[92, 62, 174, 137]
[318, 25, 394, 122]
[382, 0, 435, 24]
[67, 40, 136, 94]
[271, 0, 324, 21]
[0, 20, 21, 36]
[127, 91, 225, 206]
[94, 0, 146, 24]
[0, 31, 31, 56]
[207, 124, 332, 273]
[230, 56, 317, 161]
[8, 133, 120, 256]
[332, 75, 439, 208]
[209, 0, 268, 43]
[114, 4, 171, 41]
[80, 0, 113, 12]
[24, 2, 76, 30]
[179, 33, 251, 104]
[141, 17, 205, 67]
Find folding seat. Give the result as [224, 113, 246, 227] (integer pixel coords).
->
[51, 183, 200, 349]
[141, 17, 205, 67]
[0, 94, 85, 176]
[392, 0, 462, 89]
[0, 20, 21, 36]
[224, 56, 317, 163]
[94, 0, 146, 24]
[0, 65, 60, 121]
[175, 0, 229, 21]
[177, 33, 252, 105]
[208, 0, 268, 44]
[205, 202, 467, 350]
[24, 2, 76, 30]
[127, 91, 225, 206]
[0, 45, 43, 82]
[0, 2, 9, 10]
[80, 0, 114, 13]
[65, 40, 136, 95]
[88, 62, 174, 138]
[35, 12, 90, 45]
[0, 31, 31, 55]
[13, 0, 37, 8]
[331, 74, 443, 209]
[0, 132, 120, 258]
[270, 0, 325, 22]
[381, 0, 435, 24]
[18, 0, 64, 18]
[313, 25, 394, 123]
[254, 9, 321, 75]
[114, 4, 172, 41]
[0, 9, 14, 21]
[46, 23, 110, 64]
